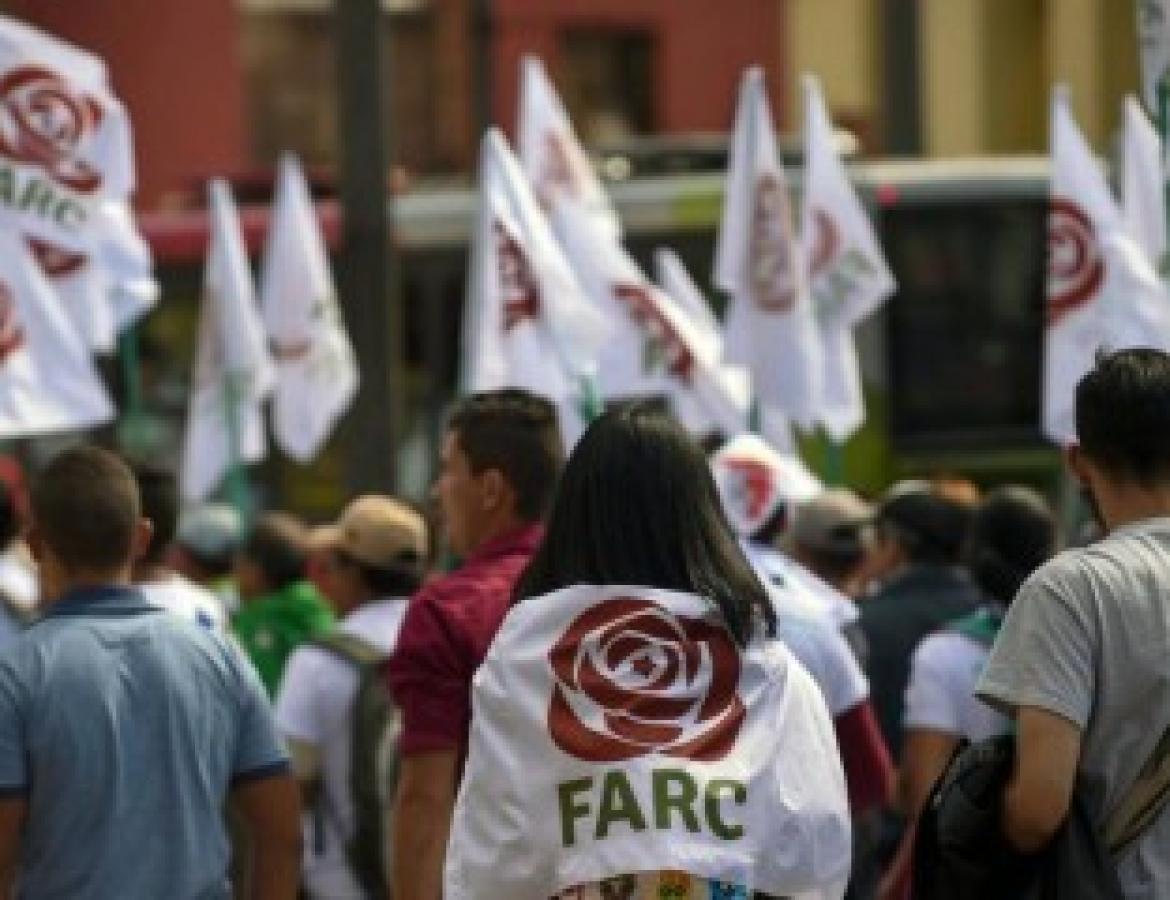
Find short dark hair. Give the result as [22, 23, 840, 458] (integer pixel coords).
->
[1076, 348, 1170, 486]
[877, 484, 974, 566]
[964, 485, 1058, 607]
[32, 446, 139, 574]
[448, 389, 564, 521]
[0, 479, 20, 550]
[242, 513, 308, 590]
[131, 463, 177, 565]
[335, 549, 425, 597]
[514, 404, 776, 647]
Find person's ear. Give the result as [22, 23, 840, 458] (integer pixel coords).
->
[131, 518, 154, 563]
[479, 469, 506, 513]
[1064, 444, 1093, 486]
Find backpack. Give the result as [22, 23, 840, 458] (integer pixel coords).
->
[308, 631, 402, 897]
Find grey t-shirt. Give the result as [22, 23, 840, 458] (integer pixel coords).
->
[977, 516, 1170, 900]
[0, 586, 288, 899]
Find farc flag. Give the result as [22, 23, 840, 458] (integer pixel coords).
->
[715, 67, 822, 428]
[1044, 87, 1170, 444]
[0, 231, 112, 436]
[518, 55, 620, 239]
[1121, 95, 1167, 275]
[260, 155, 357, 463]
[555, 202, 751, 436]
[801, 75, 895, 442]
[445, 585, 850, 899]
[1136, 0, 1170, 112]
[654, 247, 753, 435]
[181, 180, 275, 501]
[0, 17, 136, 251]
[462, 129, 606, 431]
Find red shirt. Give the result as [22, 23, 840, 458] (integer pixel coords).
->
[386, 523, 543, 756]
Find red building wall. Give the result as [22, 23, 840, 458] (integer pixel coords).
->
[5, 0, 248, 210]
[493, 0, 785, 139]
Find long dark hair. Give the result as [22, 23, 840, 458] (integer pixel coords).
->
[513, 405, 776, 646]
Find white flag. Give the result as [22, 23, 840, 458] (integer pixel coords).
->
[654, 248, 753, 434]
[31, 200, 157, 353]
[181, 179, 275, 502]
[715, 67, 822, 428]
[518, 55, 620, 239]
[463, 129, 606, 429]
[445, 585, 850, 899]
[260, 155, 357, 463]
[801, 75, 895, 441]
[556, 203, 750, 436]
[1044, 87, 1170, 444]
[1121, 95, 1167, 275]
[0, 17, 136, 252]
[1136, 0, 1170, 112]
[0, 232, 112, 436]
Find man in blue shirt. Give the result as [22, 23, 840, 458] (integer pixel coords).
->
[0, 446, 300, 899]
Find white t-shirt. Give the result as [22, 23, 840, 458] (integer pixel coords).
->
[743, 540, 860, 629]
[904, 630, 1008, 742]
[275, 597, 408, 900]
[137, 573, 225, 633]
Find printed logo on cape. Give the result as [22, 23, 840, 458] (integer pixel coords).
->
[548, 597, 745, 763]
[1047, 197, 1105, 325]
[550, 597, 750, 849]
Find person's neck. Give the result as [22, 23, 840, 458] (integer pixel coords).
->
[1099, 483, 1170, 532]
[131, 560, 171, 585]
[41, 569, 131, 607]
[467, 514, 528, 557]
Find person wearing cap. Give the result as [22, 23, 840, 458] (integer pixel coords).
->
[275, 496, 428, 899]
[233, 513, 335, 697]
[711, 434, 895, 898]
[858, 480, 982, 759]
[789, 488, 876, 601]
[169, 502, 245, 617]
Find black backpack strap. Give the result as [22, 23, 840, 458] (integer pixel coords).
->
[1104, 724, 1170, 854]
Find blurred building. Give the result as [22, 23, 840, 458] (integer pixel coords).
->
[789, 0, 1140, 157]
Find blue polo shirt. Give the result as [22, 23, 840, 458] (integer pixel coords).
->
[0, 585, 289, 899]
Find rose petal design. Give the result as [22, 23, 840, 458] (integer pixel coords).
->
[684, 618, 741, 723]
[549, 597, 653, 690]
[578, 652, 699, 719]
[664, 697, 747, 762]
[548, 685, 646, 762]
[604, 711, 684, 746]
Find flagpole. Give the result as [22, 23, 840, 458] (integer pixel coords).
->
[222, 373, 253, 528]
[1160, 77, 1170, 275]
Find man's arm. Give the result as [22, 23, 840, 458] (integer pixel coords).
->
[391, 750, 460, 900]
[0, 797, 24, 899]
[231, 771, 303, 900]
[1002, 705, 1082, 853]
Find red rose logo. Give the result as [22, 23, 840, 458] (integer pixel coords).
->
[750, 173, 799, 312]
[0, 281, 26, 364]
[808, 207, 841, 280]
[0, 65, 104, 193]
[548, 597, 745, 763]
[494, 219, 541, 331]
[1047, 197, 1104, 326]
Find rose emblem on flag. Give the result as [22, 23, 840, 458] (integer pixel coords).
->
[0, 281, 25, 364]
[494, 219, 541, 331]
[749, 173, 798, 312]
[1047, 197, 1104, 326]
[0, 65, 104, 193]
[548, 596, 745, 763]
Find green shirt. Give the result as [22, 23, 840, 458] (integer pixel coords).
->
[232, 580, 334, 697]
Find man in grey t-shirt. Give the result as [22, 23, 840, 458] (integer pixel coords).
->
[0, 447, 302, 899]
[978, 348, 1170, 900]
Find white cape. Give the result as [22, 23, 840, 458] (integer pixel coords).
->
[445, 584, 850, 899]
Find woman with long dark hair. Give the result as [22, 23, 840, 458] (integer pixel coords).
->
[444, 405, 851, 900]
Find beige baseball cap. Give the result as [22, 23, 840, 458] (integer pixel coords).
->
[319, 495, 427, 570]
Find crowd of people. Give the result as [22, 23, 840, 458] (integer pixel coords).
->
[0, 347, 1164, 898]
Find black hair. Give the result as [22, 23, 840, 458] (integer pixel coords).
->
[448, 389, 564, 521]
[131, 463, 177, 566]
[877, 488, 974, 566]
[513, 404, 776, 647]
[32, 446, 139, 574]
[964, 485, 1058, 607]
[335, 548, 425, 597]
[242, 512, 308, 591]
[1076, 348, 1170, 486]
[0, 478, 20, 550]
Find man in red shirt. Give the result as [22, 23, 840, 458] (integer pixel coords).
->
[386, 389, 564, 900]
